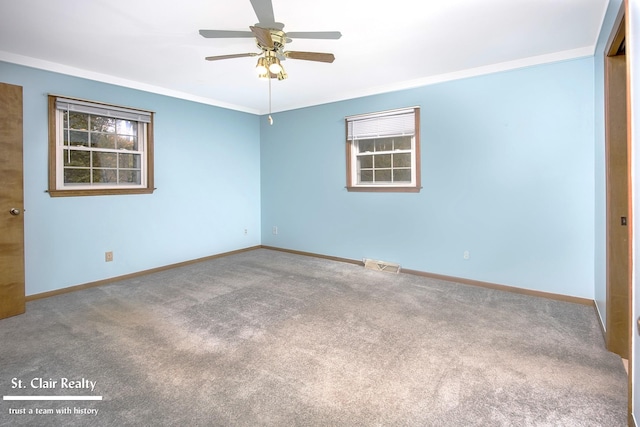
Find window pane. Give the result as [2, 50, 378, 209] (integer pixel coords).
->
[119, 153, 141, 169]
[394, 136, 412, 150]
[394, 169, 411, 182]
[92, 152, 117, 168]
[91, 133, 116, 149]
[393, 153, 411, 167]
[119, 170, 141, 185]
[375, 154, 391, 168]
[64, 168, 91, 184]
[375, 170, 392, 182]
[358, 155, 373, 169]
[358, 140, 374, 153]
[117, 135, 138, 151]
[374, 138, 393, 152]
[65, 112, 88, 130]
[117, 119, 137, 136]
[360, 170, 373, 182]
[93, 169, 118, 184]
[65, 130, 89, 147]
[63, 149, 90, 167]
[90, 116, 115, 133]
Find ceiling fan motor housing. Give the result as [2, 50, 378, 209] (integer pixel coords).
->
[257, 29, 287, 52]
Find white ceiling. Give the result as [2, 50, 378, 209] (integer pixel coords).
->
[0, 0, 608, 114]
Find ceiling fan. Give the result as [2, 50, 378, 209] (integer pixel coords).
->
[199, 0, 342, 81]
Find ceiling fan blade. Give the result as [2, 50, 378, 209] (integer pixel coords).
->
[199, 30, 255, 38]
[286, 31, 342, 40]
[250, 26, 274, 49]
[284, 51, 335, 63]
[250, 0, 275, 25]
[205, 53, 259, 61]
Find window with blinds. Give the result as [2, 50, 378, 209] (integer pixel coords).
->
[48, 95, 155, 197]
[345, 107, 420, 192]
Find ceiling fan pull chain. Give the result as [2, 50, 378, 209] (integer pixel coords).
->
[268, 74, 273, 125]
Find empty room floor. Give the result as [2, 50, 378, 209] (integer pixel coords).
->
[0, 249, 627, 426]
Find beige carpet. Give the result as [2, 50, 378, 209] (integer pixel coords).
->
[0, 249, 628, 426]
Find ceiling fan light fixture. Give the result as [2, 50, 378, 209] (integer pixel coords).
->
[268, 57, 282, 74]
[255, 57, 268, 75]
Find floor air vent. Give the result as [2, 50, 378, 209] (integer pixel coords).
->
[363, 258, 401, 274]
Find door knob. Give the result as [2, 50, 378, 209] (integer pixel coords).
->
[9, 208, 20, 216]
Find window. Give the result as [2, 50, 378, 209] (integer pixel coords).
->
[48, 95, 154, 197]
[346, 107, 420, 192]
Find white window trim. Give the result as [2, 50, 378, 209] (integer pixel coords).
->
[351, 139, 417, 188]
[54, 113, 148, 190]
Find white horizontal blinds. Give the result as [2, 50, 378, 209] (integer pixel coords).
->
[347, 107, 416, 140]
[56, 98, 152, 123]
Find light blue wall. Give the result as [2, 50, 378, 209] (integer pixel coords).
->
[261, 58, 595, 299]
[593, 0, 624, 330]
[0, 53, 600, 300]
[0, 61, 261, 296]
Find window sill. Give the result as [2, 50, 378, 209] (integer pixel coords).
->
[47, 187, 156, 197]
[346, 186, 421, 193]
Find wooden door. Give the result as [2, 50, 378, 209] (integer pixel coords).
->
[0, 82, 25, 319]
[628, 0, 640, 422]
[605, 11, 630, 360]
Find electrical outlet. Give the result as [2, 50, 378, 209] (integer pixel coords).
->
[244, 228, 248, 235]
[105, 251, 113, 262]
[272, 226, 278, 235]
[463, 250, 470, 260]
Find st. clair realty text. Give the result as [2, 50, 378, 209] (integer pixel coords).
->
[11, 378, 97, 392]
